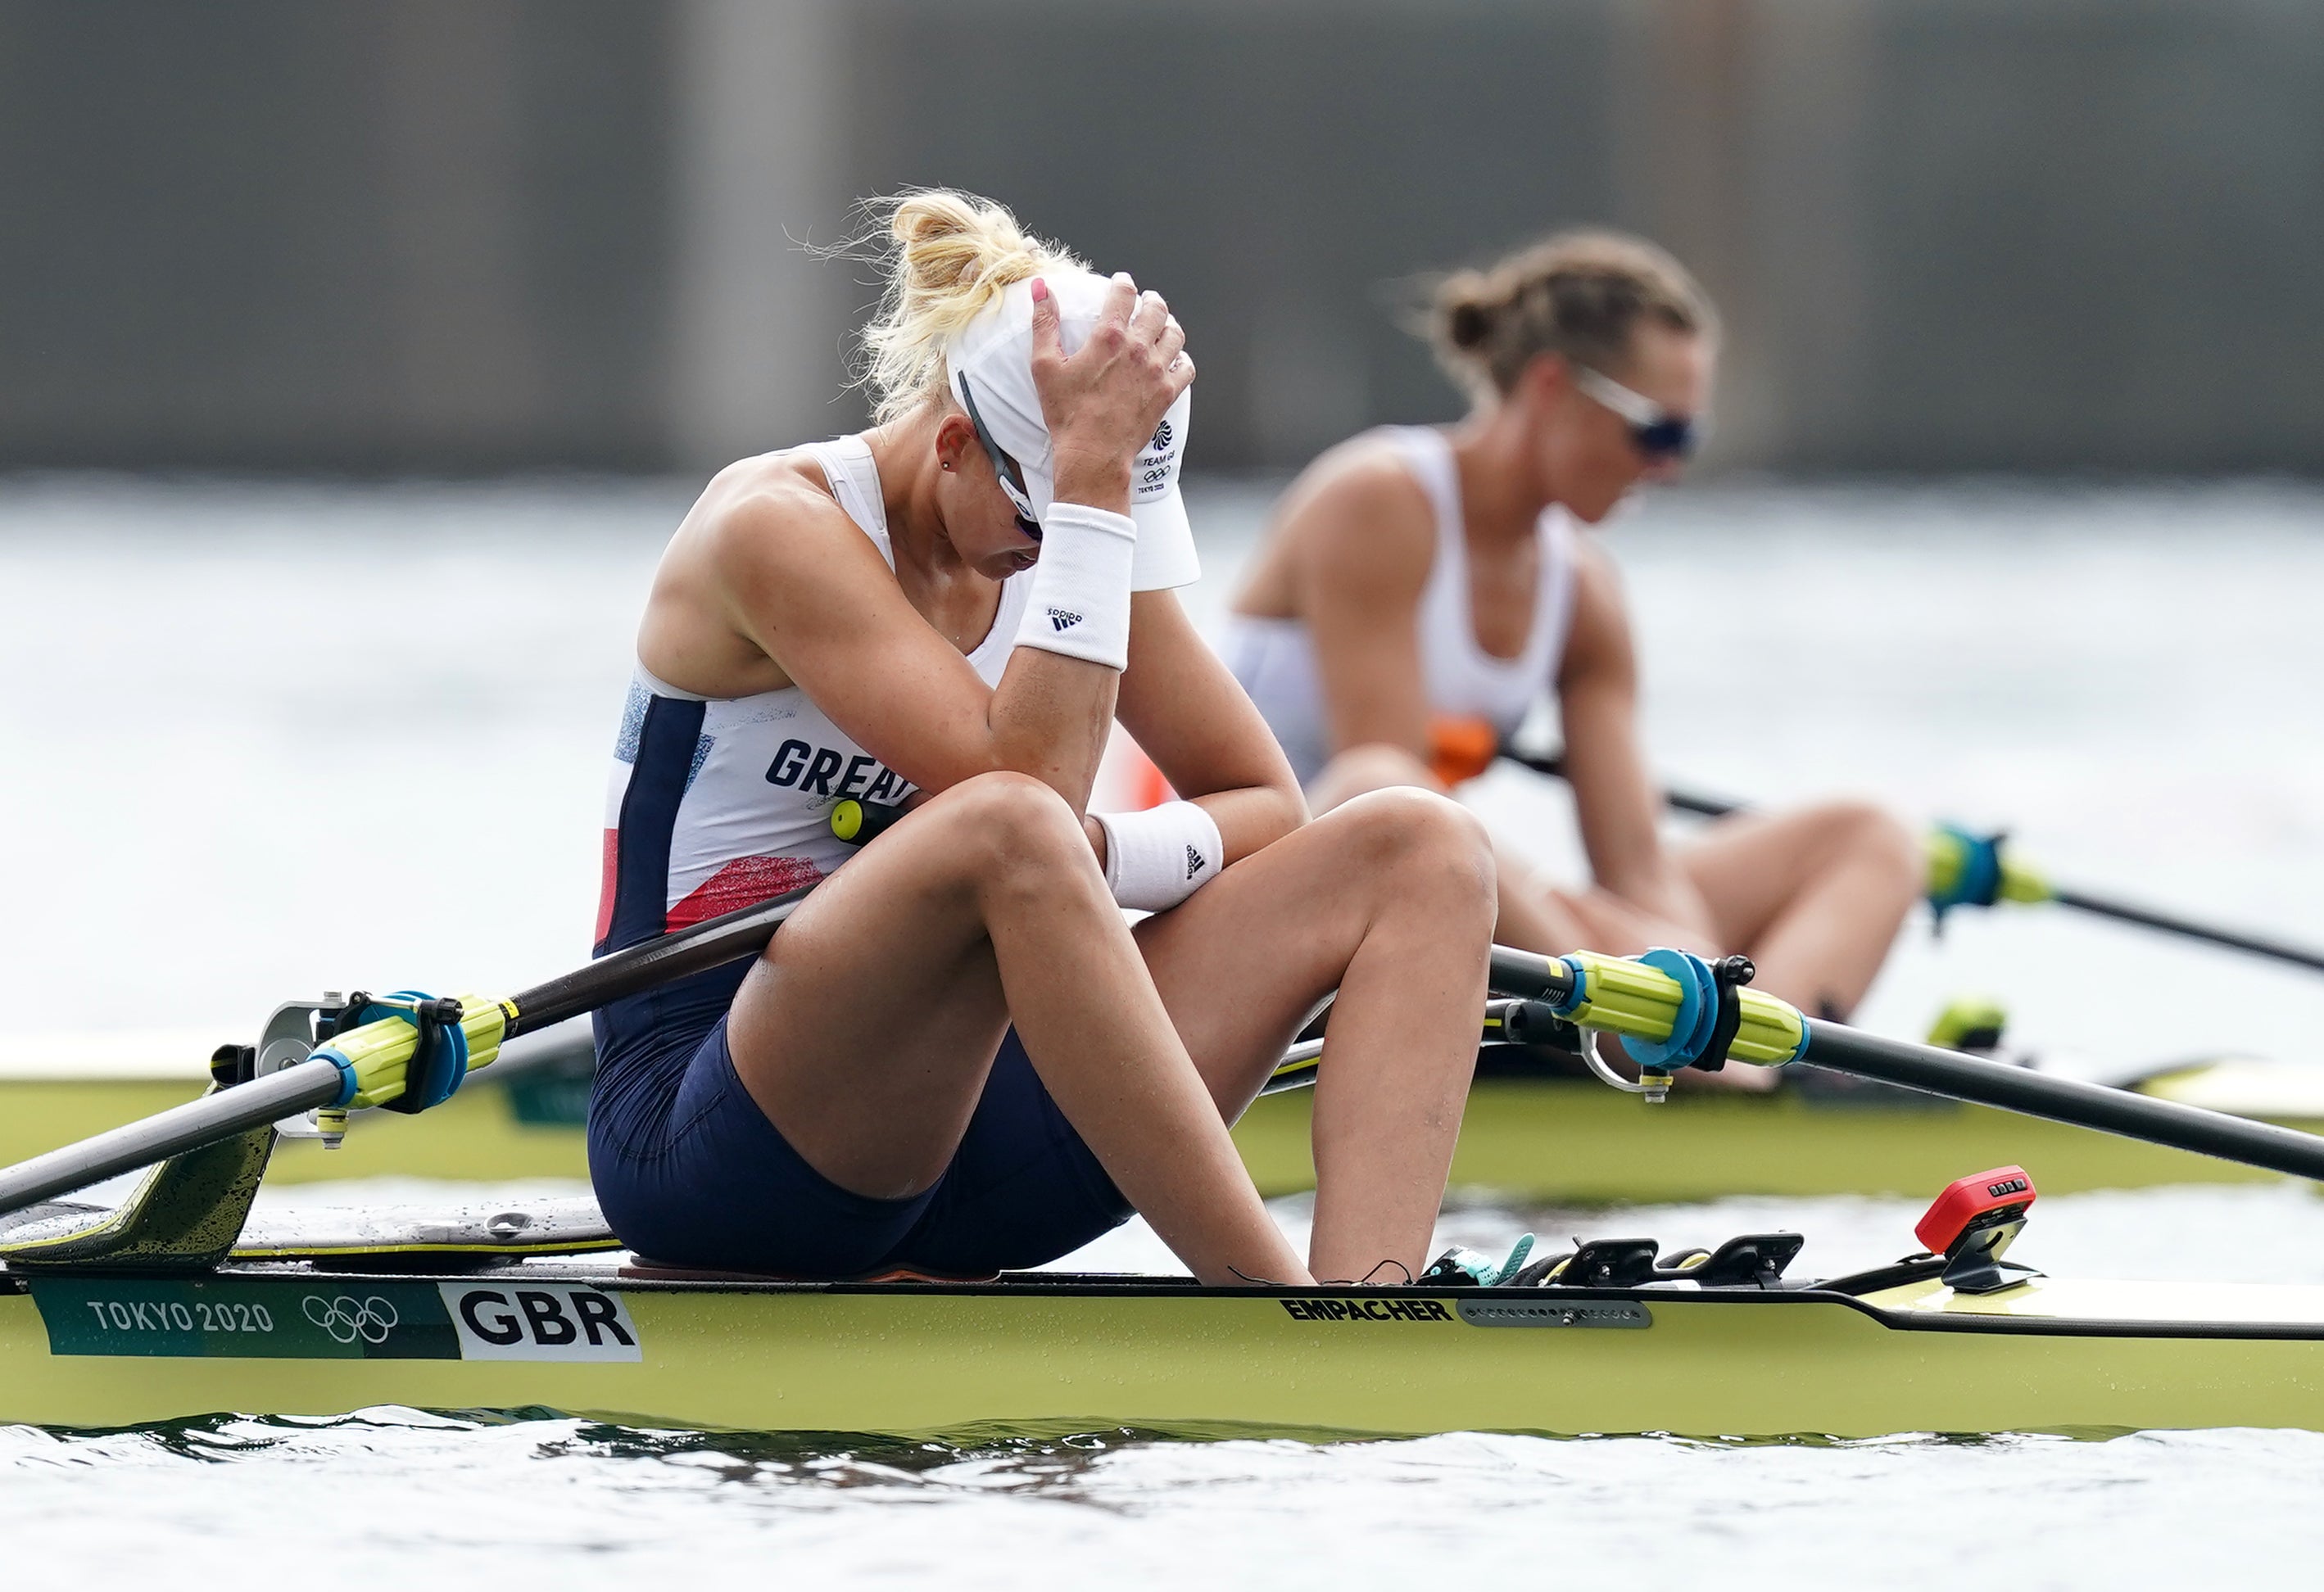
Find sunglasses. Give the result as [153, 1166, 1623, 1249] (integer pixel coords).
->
[1570, 364, 1703, 462]
[956, 374, 1043, 541]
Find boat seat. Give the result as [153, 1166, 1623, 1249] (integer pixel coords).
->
[229, 1195, 622, 1262]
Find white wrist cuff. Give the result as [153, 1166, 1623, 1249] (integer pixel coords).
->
[1094, 800, 1224, 914]
[1016, 503, 1135, 672]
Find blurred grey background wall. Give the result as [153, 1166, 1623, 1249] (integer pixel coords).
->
[2, 0, 2318, 476]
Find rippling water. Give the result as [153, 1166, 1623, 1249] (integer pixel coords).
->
[7, 472, 2324, 1585]
[11, 1414, 2324, 1588]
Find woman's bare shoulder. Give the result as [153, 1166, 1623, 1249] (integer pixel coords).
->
[1288, 432, 1432, 525]
[686, 450, 876, 586]
[641, 450, 894, 691]
[1279, 433, 1434, 586]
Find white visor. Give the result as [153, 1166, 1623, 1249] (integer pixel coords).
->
[945, 271, 1198, 591]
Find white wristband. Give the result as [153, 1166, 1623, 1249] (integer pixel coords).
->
[1093, 800, 1224, 913]
[1016, 503, 1135, 672]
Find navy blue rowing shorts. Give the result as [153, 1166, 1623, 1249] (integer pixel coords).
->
[587, 962, 1133, 1278]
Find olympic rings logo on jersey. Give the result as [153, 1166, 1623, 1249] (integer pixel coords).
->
[302, 1293, 401, 1346]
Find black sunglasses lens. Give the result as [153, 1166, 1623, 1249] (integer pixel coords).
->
[983, 438, 1040, 538]
[985, 443, 1039, 533]
[960, 374, 1043, 533]
[1637, 418, 1695, 460]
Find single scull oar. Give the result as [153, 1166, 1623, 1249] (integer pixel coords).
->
[1501, 746, 2324, 974]
[0, 882, 820, 1218]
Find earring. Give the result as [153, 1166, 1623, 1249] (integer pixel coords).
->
[941, 460, 954, 471]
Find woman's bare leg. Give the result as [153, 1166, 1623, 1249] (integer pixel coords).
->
[1674, 800, 1922, 1017]
[1302, 743, 1779, 1095]
[1308, 742, 1589, 953]
[723, 771, 1309, 1287]
[1131, 787, 1497, 1282]
[1312, 744, 1919, 1013]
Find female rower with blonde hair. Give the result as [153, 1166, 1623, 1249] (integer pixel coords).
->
[1225, 231, 1919, 1041]
[587, 190, 1497, 1288]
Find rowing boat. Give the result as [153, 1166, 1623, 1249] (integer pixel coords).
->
[7, 1181, 2324, 1440]
[11, 1025, 2321, 1202]
[11, 898, 2324, 1440]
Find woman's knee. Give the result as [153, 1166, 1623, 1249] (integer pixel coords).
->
[1309, 742, 1438, 814]
[1327, 786, 1497, 912]
[919, 771, 1094, 886]
[1815, 798, 1923, 892]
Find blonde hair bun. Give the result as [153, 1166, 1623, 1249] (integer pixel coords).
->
[1428, 230, 1715, 400]
[851, 189, 1087, 423]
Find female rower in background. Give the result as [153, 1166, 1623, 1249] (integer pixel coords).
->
[1224, 231, 1919, 1046]
[589, 190, 1497, 1290]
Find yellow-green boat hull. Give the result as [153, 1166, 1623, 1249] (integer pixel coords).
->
[7, 1263, 2324, 1439]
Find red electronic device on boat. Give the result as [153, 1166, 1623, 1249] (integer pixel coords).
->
[1914, 1165, 2038, 1294]
[1916, 1165, 2036, 1255]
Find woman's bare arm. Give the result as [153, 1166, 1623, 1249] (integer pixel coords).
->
[698, 274, 1186, 816]
[1112, 589, 1306, 862]
[1556, 543, 1715, 932]
[708, 486, 1121, 808]
[1291, 454, 1439, 766]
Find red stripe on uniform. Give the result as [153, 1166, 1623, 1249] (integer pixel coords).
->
[666, 855, 827, 931]
[596, 829, 619, 947]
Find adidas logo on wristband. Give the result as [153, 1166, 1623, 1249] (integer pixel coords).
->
[1185, 843, 1207, 880]
[1047, 608, 1084, 631]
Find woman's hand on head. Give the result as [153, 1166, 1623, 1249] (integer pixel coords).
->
[1031, 274, 1193, 513]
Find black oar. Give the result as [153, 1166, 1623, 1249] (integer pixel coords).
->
[1502, 747, 2324, 976]
[1502, 749, 1737, 821]
[2036, 885, 2324, 975]
[1484, 945, 2324, 1183]
[0, 882, 818, 1219]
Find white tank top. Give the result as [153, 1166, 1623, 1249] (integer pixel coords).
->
[1222, 426, 1579, 787]
[594, 435, 1032, 953]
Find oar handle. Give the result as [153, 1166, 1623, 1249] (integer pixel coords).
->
[0, 1058, 345, 1217]
[830, 798, 908, 848]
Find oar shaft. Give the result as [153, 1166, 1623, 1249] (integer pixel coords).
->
[2048, 887, 2324, 975]
[1500, 750, 1737, 820]
[0, 1058, 345, 1217]
[1488, 945, 1573, 1004]
[1806, 1024, 2324, 1181]
[505, 884, 815, 1038]
[1662, 786, 1737, 821]
[1505, 747, 2324, 975]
